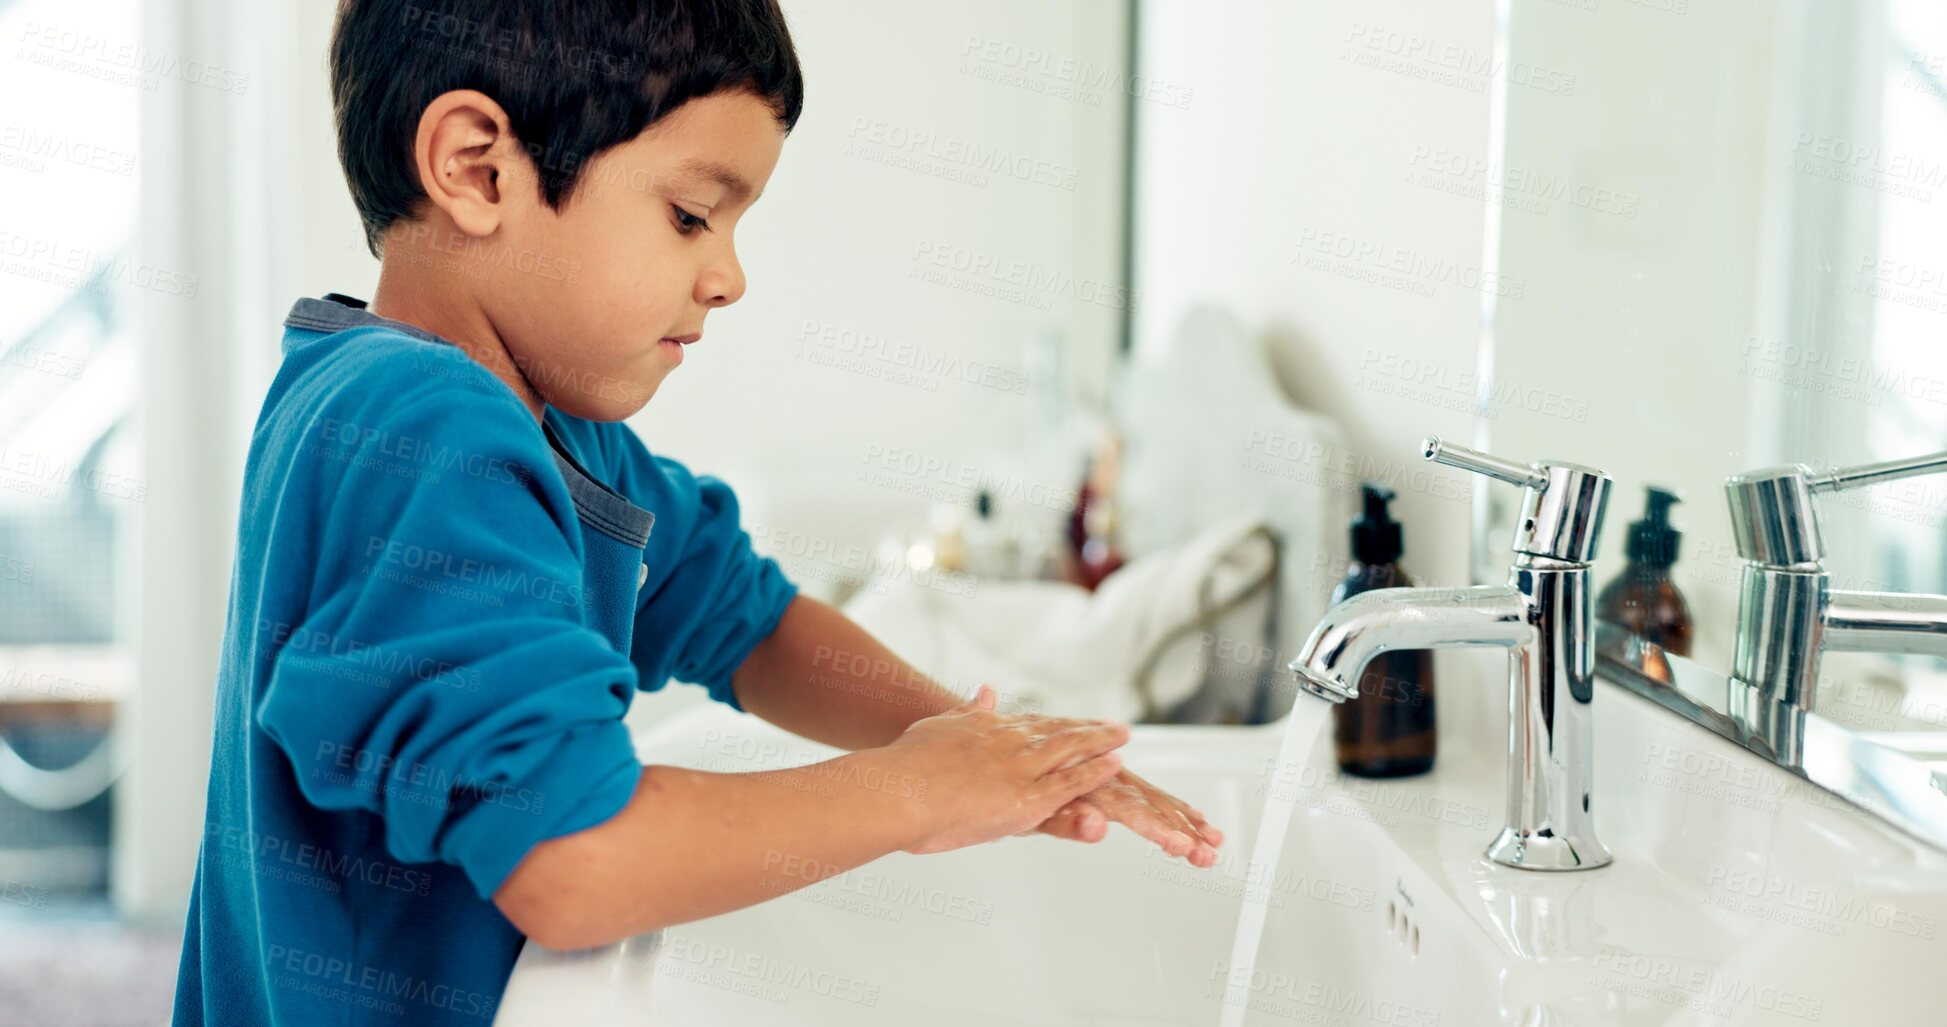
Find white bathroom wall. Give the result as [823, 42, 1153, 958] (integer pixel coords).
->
[1131, 0, 1503, 735]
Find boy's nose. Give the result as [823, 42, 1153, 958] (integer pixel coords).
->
[698, 251, 746, 308]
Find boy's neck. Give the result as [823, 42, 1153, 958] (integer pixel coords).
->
[369, 256, 547, 423]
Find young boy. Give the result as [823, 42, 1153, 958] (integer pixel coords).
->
[173, 1, 1223, 1022]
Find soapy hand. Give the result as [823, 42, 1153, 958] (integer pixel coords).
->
[884, 685, 1129, 856]
[1034, 768, 1225, 868]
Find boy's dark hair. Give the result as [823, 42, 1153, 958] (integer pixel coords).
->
[330, 0, 804, 256]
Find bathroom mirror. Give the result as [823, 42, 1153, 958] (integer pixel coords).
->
[1484, 0, 1947, 811]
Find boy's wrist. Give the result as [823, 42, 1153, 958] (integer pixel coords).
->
[829, 749, 934, 854]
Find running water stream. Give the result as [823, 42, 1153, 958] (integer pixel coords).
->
[1216, 698, 1333, 1027]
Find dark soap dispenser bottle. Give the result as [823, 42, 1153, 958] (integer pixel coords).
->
[1331, 485, 1437, 778]
[1597, 486, 1693, 656]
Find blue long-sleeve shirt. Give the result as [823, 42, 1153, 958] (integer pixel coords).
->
[173, 294, 797, 1025]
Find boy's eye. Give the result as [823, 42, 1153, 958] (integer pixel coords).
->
[672, 206, 711, 235]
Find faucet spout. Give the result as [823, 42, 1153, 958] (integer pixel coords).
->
[1824, 590, 1947, 657]
[1289, 560, 1611, 871]
[1290, 585, 1532, 704]
[1287, 436, 1615, 871]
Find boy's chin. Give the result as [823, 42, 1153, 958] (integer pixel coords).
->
[543, 377, 661, 422]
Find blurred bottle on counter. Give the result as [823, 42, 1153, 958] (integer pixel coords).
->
[1597, 486, 1692, 657]
[1332, 485, 1437, 778]
[1065, 431, 1125, 591]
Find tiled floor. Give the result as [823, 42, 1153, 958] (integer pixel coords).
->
[0, 902, 179, 1027]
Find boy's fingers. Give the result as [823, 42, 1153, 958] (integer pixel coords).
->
[969, 684, 996, 710]
[1037, 752, 1121, 804]
[1094, 779, 1222, 862]
[1065, 800, 1107, 842]
[1034, 799, 1107, 843]
[1030, 722, 1129, 775]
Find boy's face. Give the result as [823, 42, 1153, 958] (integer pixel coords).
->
[489, 90, 786, 420]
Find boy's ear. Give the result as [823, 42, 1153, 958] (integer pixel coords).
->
[412, 90, 521, 239]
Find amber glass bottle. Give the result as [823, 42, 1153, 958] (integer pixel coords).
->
[1332, 486, 1437, 778]
[1597, 487, 1693, 656]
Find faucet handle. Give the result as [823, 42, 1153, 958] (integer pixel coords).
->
[1807, 451, 1947, 493]
[1423, 436, 1611, 562]
[1422, 437, 1547, 489]
[1728, 450, 1947, 566]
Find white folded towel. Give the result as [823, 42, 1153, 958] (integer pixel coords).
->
[842, 514, 1280, 723]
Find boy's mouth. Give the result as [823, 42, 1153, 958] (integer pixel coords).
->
[658, 333, 701, 362]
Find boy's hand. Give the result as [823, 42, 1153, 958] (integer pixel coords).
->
[881, 686, 1128, 856]
[1035, 769, 1225, 868]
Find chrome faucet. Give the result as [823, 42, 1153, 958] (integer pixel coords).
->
[1290, 437, 1613, 872]
[1726, 451, 1947, 715]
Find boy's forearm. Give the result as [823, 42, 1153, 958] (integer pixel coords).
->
[495, 753, 927, 949]
[731, 596, 962, 750]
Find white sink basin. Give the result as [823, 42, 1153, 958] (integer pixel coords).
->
[495, 680, 1947, 1026]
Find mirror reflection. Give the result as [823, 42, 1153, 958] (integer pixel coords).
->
[1490, 0, 1947, 745]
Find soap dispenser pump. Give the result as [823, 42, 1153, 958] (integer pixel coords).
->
[1597, 486, 1693, 656]
[1330, 485, 1437, 777]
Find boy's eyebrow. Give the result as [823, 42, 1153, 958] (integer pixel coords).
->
[672, 158, 755, 205]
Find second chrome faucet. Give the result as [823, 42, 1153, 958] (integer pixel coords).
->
[1290, 437, 1614, 872]
[1725, 452, 1947, 724]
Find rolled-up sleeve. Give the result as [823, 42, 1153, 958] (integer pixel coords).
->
[255, 382, 643, 899]
[593, 428, 797, 710]
[657, 473, 798, 707]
